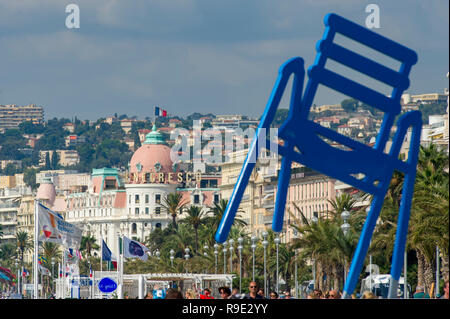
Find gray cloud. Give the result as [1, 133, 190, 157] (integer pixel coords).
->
[0, 0, 448, 120]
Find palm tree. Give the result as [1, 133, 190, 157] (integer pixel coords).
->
[205, 199, 247, 244]
[0, 243, 17, 268]
[16, 231, 32, 270]
[180, 206, 207, 254]
[161, 193, 188, 229]
[80, 234, 99, 257]
[327, 193, 357, 220]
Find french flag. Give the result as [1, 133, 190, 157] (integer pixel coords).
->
[89, 265, 93, 278]
[154, 106, 167, 117]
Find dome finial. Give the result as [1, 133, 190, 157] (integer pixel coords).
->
[144, 124, 166, 145]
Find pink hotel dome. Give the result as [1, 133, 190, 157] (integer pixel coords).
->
[128, 125, 179, 183]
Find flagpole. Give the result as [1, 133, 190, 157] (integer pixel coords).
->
[101, 237, 103, 273]
[33, 200, 39, 299]
[58, 262, 60, 298]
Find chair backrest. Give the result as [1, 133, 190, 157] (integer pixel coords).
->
[299, 13, 418, 154]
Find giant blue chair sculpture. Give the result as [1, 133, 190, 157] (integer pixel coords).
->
[214, 13, 422, 299]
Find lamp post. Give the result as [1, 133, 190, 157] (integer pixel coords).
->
[51, 260, 55, 295]
[251, 235, 257, 281]
[228, 239, 234, 273]
[311, 215, 318, 289]
[341, 210, 350, 286]
[170, 249, 175, 268]
[223, 241, 228, 274]
[155, 250, 161, 259]
[214, 244, 219, 274]
[262, 231, 268, 297]
[238, 237, 243, 294]
[274, 235, 281, 294]
[203, 245, 209, 274]
[15, 260, 19, 295]
[184, 248, 190, 273]
[294, 249, 298, 298]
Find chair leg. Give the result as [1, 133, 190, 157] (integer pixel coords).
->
[272, 155, 292, 232]
[342, 194, 384, 298]
[388, 172, 416, 299]
[215, 132, 259, 243]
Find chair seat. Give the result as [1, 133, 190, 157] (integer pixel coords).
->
[277, 119, 397, 195]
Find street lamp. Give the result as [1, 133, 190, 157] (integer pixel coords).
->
[203, 245, 209, 258]
[228, 239, 234, 273]
[170, 249, 175, 268]
[274, 235, 281, 294]
[155, 250, 161, 259]
[341, 210, 350, 286]
[222, 241, 228, 274]
[311, 215, 318, 289]
[237, 237, 243, 294]
[184, 248, 190, 273]
[51, 260, 55, 295]
[15, 260, 19, 295]
[214, 244, 219, 274]
[251, 235, 258, 281]
[341, 210, 350, 235]
[262, 231, 268, 297]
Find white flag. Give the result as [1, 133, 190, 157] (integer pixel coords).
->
[37, 202, 82, 249]
[123, 236, 150, 261]
[38, 264, 51, 276]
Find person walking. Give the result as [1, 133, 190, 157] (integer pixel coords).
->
[441, 280, 449, 299]
[218, 286, 231, 299]
[269, 291, 278, 299]
[243, 282, 264, 299]
[184, 289, 196, 299]
[413, 285, 430, 299]
[200, 288, 214, 299]
[328, 290, 340, 299]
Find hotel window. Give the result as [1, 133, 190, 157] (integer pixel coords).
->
[135, 207, 139, 215]
[155, 207, 161, 214]
[194, 194, 200, 204]
[145, 173, 150, 182]
[155, 194, 161, 204]
[145, 194, 149, 204]
[132, 223, 137, 234]
[135, 194, 140, 204]
[145, 207, 149, 214]
[214, 194, 220, 204]
[155, 223, 161, 228]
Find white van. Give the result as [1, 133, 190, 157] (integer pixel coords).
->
[360, 274, 411, 298]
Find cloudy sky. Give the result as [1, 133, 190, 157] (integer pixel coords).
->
[0, 0, 448, 120]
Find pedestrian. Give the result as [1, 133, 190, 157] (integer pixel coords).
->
[313, 289, 322, 299]
[284, 291, 293, 299]
[307, 292, 318, 299]
[413, 285, 430, 299]
[269, 291, 278, 299]
[144, 292, 153, 299]
[257, 288, 266, 299]
[230, 288, 241, 299]
[441, 279, 449, 299]
[328, 290, 340, 299]
[165, 288, 183, 299]
[243, 281, 264, 299]
[218, 286, 231, 299]
[362, 291, 377, 299]
[185, 289, 196, 299]
[200, 288, 214, 299]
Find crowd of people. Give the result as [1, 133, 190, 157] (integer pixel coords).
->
[137, 279, 449, 300]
